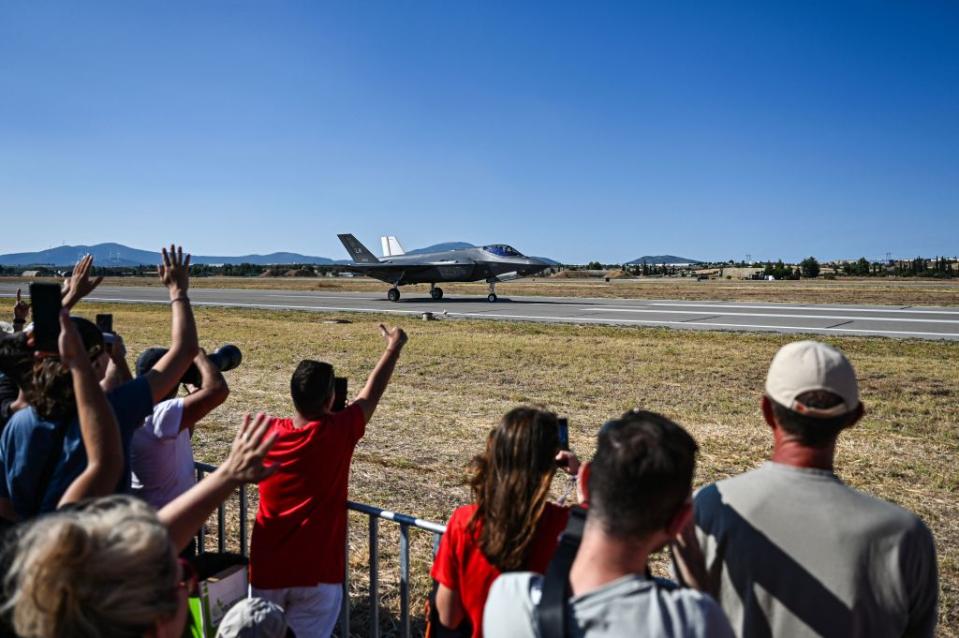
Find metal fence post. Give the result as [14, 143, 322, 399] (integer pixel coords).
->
[399, 523, 410, 638]
[340, 515, 350, 637]
[369, 516, 379, 638]
[239, 484, 248, 556]
[196, 466, 206, 553]
[217, 504, 226, 553]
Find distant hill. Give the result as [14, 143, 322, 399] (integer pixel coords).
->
[0, 241, 562, 268]
[627, 255, 701, 265]
[405, 242, 475, 255]
[405, 243, 560, 265]
[0, 243, 336, 267]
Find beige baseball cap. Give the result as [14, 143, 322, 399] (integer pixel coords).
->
[765, 340, 860, 418]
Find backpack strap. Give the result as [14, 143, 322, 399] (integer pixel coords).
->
[536, 506, 587, 638]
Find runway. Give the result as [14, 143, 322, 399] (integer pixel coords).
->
[2, 283, 958, 339]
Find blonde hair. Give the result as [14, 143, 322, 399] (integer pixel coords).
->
[3, 495, 179, 638]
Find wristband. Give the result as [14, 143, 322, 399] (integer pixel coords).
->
[170, 295, 190, 304]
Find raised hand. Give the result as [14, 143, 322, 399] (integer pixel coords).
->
[221, 413, 277, 485]
[61, 254, 104, 310]
[670, 506, 710, 591]
[555, 450, 581, 476]
[158, 244, 191, 298]
[57, 310, 88, 370]
[378, 324, 408, 351]
[108, 332, 127, 362]
[13, 288, 29, 324]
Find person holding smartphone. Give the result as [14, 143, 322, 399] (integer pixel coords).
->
[429, 407, 580, 638]
[249, 324, 407, 638]
[0, 245, 201, 520]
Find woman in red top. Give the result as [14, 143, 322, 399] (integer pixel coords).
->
[430, 407, 580, 637]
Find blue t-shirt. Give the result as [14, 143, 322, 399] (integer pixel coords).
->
[0, 377, 153, 519]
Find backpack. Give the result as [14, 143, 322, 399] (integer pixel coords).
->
[535, 506, 587, 638]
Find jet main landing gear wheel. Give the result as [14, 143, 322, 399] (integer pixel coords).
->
[387, 288, 401, 302]
[487, 293, 498, 303]
[430, 287, 444, 301]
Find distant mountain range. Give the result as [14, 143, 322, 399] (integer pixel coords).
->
[0, 243, 337, 267]
[0, 242, 693, 268]
[406, 242, 561, 265]
[627, 255, 701, 265]
[0, 241, 563, 267]
[405, 242, 474, 255]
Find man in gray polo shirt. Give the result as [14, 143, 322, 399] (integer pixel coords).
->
[675, 340, 938, 637]
[484, 410, 734, 637]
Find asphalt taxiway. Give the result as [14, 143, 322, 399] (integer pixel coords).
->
[1, 284, 957, 340]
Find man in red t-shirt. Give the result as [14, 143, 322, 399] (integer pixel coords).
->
[250, 324, 408, 638]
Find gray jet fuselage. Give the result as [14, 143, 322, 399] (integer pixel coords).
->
[336, 234, 551, 301]
[354, 247, 549, 284]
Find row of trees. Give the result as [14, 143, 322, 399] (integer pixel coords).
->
[3, 257, 954, 280]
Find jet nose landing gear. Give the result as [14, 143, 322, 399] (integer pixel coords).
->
[487, 282, 498, 303]
[387, 288, 401, 302]
[430, 285, 444, 301]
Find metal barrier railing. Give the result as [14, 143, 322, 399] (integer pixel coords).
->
[195, 462, 249, 556]
[192, 462, 446, 638]
[341, 501, 447, 638]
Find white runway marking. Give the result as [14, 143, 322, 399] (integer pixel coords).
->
[582, 307, 959, 325]
[264, 294, 381, 300]
[645, 302, 959, 315]
[445, 312, 959, 338]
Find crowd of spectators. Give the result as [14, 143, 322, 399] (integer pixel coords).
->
[0, 247, 940, 638]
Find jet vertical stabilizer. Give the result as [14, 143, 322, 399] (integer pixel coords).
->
[337, 234, 380, 263]
[380, 236, 406, 257]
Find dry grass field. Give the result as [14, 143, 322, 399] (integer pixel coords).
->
[72, 301, 958, 635]
[6, 274, 958, 307]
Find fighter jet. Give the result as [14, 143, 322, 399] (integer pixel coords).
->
[337, 234, 552, 302]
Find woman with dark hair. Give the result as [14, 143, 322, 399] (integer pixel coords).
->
[430, 407, 579, 637]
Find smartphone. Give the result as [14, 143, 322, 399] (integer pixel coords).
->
[95, 313, 113, 334]
[557, 417, 570, 450]
[556, 417, 570, 468]
[96, 314, 114, 351]
[333, 377, 348, 411]
[30, 283, 62, 354]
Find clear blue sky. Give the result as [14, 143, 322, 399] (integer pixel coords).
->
[1, 1, 956, 263]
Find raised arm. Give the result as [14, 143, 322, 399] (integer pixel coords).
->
[100, 332, 133, 393]
[56, 310, 123, 507]
[179, 351, 229, 432]
[352, 324, 407, 423]
[12, 288, 29, 333]
[144, 245, 199, 403]
[61, 255, 104, 311]
[158, 412, 276, 551]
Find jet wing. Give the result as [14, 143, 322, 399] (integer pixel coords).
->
[342, 263, 437, 271]
[340, 262, 437, 284]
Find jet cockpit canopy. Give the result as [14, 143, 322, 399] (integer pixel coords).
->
[482, 244, 524, 257]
